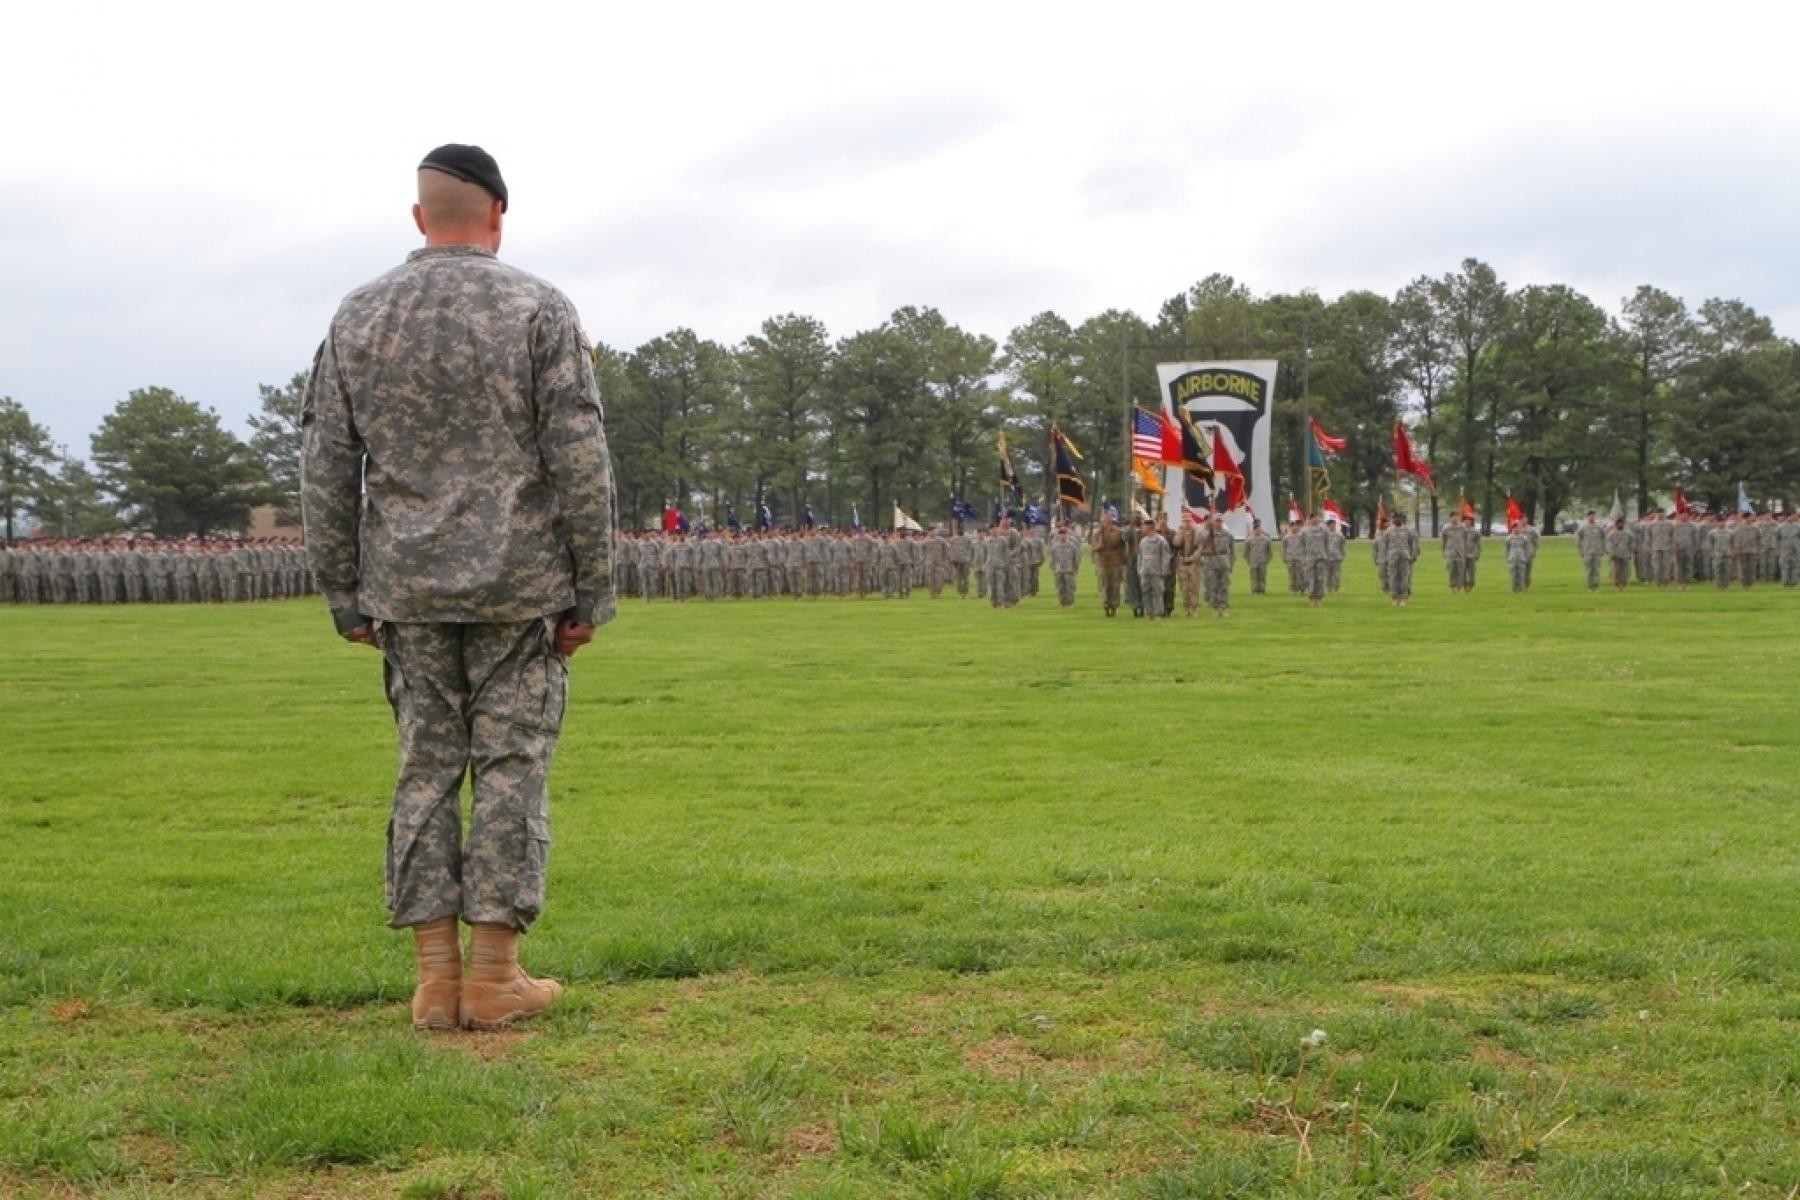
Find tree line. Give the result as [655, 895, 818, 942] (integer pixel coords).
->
[4, 258, 1796, 541]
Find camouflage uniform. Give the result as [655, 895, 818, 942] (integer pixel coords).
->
[1136, 528, 1171, 618]
[1090, 522, 1125, 615]
[1198, 524, 1234, 613]
[1323, 524, 1346, 593]
[1173, 522, 1201, 616]
[1505, 529, 1531, 592]
[301, 243, 613, 932]
[1607, 525, 1635, 589]
[1049, 530, 1080, 607]
[1575, 519, 1606, 590]
[1648, 516, 1675, 585]
[1708, 521, 1734, 589]
[1298, 522, 1328, 601]
[1385, 523, 1420, 600]
[1243, 527, 1272, 595]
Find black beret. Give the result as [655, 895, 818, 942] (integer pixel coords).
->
[419, 144, 508, 212]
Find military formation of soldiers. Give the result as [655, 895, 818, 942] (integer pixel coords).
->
[610, 522, 1061, 608]
[1572, 509, 1800, 592]
[0, 537, 313, 604]
[6, 509, 1793, 613]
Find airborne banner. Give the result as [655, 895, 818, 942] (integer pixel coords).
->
[1153, 360, 1279, 537]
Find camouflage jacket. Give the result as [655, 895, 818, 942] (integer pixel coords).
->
[301, 245, 615, 633]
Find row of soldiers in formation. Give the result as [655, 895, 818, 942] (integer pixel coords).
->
[0, 538, 315, 604]
[6, 510, 1792, 612]
[614, 526, 1071, 608]
[1575, 510, 1800, 589]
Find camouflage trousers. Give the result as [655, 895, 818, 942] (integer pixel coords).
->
[1054, 571, 1076, 607]
[376, 618, 566, 932]
[1249, 563, 1268, 595]
[1140, 570, 1167, 617]
[1203, 562, 1231, 611]
[1389, 558, 1414, 600]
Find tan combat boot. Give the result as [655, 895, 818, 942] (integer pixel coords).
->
[411, 916, 462, 1031]
[459, 923, 564, 1030]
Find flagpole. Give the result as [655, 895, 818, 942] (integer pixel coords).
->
[1301, 312, 1313, 518]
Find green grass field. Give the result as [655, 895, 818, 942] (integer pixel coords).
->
[3, 544, 1798, 1199]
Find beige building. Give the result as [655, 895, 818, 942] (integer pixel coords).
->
[246, 505, 302, 539]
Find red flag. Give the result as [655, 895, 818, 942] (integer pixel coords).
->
[1458, 495, 1477, 522]
[1393, 421, 1434, 489]
[1322, 498, 1347, 526]
[1309, 418, 1347, 454]
[1287, 496, 1304, 524]
[1505, 495, 1525, 527]
[1159, 409, 1184, 465]
[1673, 488, 1691, 515]
[662, 503, 681, 533]
[1375, 497, 1389, 529]
[1211, 427, 1248, 512]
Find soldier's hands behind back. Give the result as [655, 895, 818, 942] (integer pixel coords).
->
[554, 617, 595, 658]
[344, 623, 379, 648]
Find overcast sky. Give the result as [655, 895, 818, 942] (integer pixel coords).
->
[4, 0, 1797, 453]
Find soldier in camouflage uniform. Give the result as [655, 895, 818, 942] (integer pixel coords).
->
[1136, 516, 1171, 620]
[1090, 510, 1126, 616]
[301, 146, 613, 1032]
[1781, 512, 1800, 587]
[1049, 523, 1081, 607]
[1322, 518, 1346, 593]
[1243, 519, 1271, 595]
[1298, 514, 1328, 606]
[1607, 518, 1635, 590]
[1198, 513, 1234, 616]
[1384, 514, 1420, 605]
[1173, 515, 1202, 616]
[1708, 515, 1734, 590]
[1505, 523, 1532, 592]
[1575, 510, 1606, 591]
[1281, 522, 1303, 594]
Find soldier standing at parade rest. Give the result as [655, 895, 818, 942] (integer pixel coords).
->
[1709, 514, 1734, 589]
[1732, 512, 1759, 587]
[1090, 509, 1126, 616]
[1173, 513, 1202, 617]
[1281, 521, 1304, 594]
[301, 145, 612, 1031]
[1243, 518, 1271, 595]
[1199, 512, 1234, 617]
[1298, 514, 1328, 607]
[1505, 522, 1532, 593]
[1576, 510, 1605, 591]
[1371, 514, 1391, 597]
[1323, 517, 1346, 593]
[1123, 515, 1145, 617]
[1383, 513, 1420, 605]
[1781, 512, 1800, 587]
[1049, 522, 1081, 607]
[1606, 517, 1634, 590]
[1137, 515, 1171, 620]
[1648, 510, 1676, 587]
[1442, 516, 1465, 592]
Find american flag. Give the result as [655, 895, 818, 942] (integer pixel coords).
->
[1132, 407, 1168, 461]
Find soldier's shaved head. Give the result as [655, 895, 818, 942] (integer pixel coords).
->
[413, 169, 503, 250]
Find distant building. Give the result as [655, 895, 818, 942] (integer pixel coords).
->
[246, 505, 301, 539]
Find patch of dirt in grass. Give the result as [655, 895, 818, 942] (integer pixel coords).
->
[1473, 1042, 1538, 1074]
[963, 1034, 1050, 1078]
[784, 1122, 838, 1158]
[48, 997, 92, 1023]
